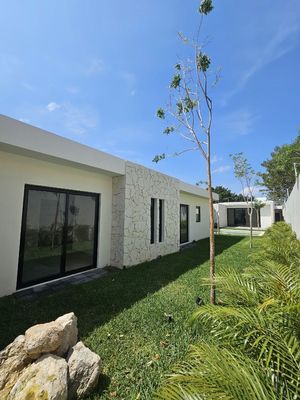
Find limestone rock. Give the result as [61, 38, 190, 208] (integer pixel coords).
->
[55, 312, 78, 357]
[8, 354, 68, 400]
[24, 321, 64, 358]
[0, 335, 30, 393]
[67, 341, 101, 399]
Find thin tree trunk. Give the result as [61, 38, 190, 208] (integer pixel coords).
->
[207, 156, 216, 305]
[249, 208, 253, 249]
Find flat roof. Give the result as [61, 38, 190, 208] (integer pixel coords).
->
[0, 114, 218, 199]
[0, 114, 125, 176]
[180, 180, 219, 200]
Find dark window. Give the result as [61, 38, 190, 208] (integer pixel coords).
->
[17, 185, 99, 289]
[180, 204, 189, 244]
[150, 198, 155, 244]
[158, 199, 164, 242]
[196, 206, 201, 222]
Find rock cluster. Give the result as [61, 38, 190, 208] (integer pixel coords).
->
[0, 313, 101, 399]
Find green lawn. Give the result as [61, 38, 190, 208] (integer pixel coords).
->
[0, 235, 259, 399]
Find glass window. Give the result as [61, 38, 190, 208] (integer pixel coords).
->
[196, 206, 201, 222]
[158, 199, 164, 242]
[18, 186, 99, 289]
[150, 198, 156, 244]
[66, 194, 97, 271]
[21, 190, 66, 285]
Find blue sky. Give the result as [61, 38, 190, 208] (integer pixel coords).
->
[1, 0, 299, 194]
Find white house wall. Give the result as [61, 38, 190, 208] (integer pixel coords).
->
[260, 203, 274, 229]
[180, 192, 210, 241]
[283, 177, 300, 239]
[0, 149, 113, 297]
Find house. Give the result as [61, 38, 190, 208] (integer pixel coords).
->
[214, 201, 283, 230]
[0, 115, 218, 297]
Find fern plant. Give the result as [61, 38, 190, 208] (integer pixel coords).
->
[155, 223, 300, 399]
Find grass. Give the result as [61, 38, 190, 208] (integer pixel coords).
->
[0, 235, 260, 399]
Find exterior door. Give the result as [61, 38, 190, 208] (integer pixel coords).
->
[180, 204, 189, 244]
[17, 185, 99, 289]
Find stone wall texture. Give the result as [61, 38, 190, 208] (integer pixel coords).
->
[123, 162, 180, 267]
[110, 162, 211, 268]
[111, 175, 126, 267]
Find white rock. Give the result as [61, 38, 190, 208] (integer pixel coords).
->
[67, 341, 101, 399]
[24, 321, 64, 358]
[0, 335, 30, 392]
[55, 312, 78, 356]
[8, 354, 68, 400]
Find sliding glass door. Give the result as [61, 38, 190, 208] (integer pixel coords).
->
[17, 185, 99, 289]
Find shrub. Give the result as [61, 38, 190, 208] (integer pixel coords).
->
[155, 222, 300, 400]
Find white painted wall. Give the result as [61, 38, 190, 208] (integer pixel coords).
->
[214, 204, 227, 227]
[214, 201, 274, 229]
[283, 177, 300, 239]
[260, 202, 275, 229]
[180, 192, 210, 242]
[0, 149, 113, 297]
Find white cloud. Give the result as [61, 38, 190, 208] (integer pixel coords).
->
[221, 22, 300, 105]
[66, 86, 79, 94]
[21, 82, 35, 91]
[211, 155, 223, 164]
[218, 108, 258, 137]
[213, 165, 231, 174]
[19, 102, 98, 139]
[120, 71, 137, 85]
[86, 58, 105, 76]
[63, 103, 97, 136]
[46, 102, 61, 112]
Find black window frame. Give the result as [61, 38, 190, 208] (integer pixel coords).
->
[17, 184, 100, 290]
[150, 198, 156, 244]
[158, 199, 164, 243]
[196, 206, 201, 223]
[180, 204, 189, 244]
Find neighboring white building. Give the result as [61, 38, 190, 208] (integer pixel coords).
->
[0, 115, 218, 297]
[214, 201, 283, 230]
[283, 175, 300, 239]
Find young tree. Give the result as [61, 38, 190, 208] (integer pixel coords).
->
[230, 153, 257, 248]
[154, 0, 217, 304]
[259, 135, 300, 202]
[253, 200, 265, 228]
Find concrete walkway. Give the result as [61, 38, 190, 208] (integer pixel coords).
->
[216, 227, 265, 237]
[14, 268, 108, 301]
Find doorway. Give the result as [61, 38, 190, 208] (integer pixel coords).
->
[180, 204, 189, 244]
[17, 185, 99, 289]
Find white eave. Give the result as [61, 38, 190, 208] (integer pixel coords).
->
[0, 115, 125, 176]
[179, 180, 219, 201]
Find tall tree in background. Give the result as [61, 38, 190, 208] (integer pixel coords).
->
[230, 153, 256, 249]
[253, 199, 265, 228]
[211, 185, 244, 202]
[259, 135, 300, 202]
[154, 0, 217, 304]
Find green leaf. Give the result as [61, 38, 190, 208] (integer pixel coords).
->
[170, 74, 181, 89]
[199, 0, 214, 15]
[197, 53, 211, 72]
[163, 127, 175, 135]
[152, 153, 166, 163]
[156, 108, 165, 119]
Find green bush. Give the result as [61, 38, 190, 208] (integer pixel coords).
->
[155, 222, 300, 400]
[254, 221, 300, 266]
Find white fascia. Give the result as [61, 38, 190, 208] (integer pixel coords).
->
[0, 115, 125, 176]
